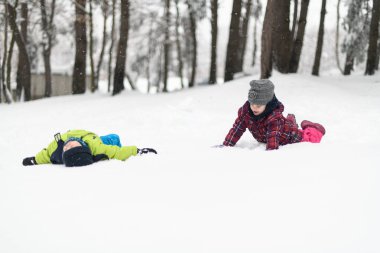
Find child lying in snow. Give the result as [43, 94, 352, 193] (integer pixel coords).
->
[22, 130, 157, 167]
[221, 79, 326, 150]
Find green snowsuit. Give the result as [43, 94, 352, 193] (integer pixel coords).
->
[35, 130, 138, 164]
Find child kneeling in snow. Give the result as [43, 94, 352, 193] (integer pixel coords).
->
[22, 130, 157, 167]
[222, 80, 326, 150]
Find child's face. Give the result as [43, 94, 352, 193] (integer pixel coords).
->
[250, 104, 266, 116]
[63, 140, 82, 152]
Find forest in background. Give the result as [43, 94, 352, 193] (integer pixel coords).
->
[0, 0, 379, 103]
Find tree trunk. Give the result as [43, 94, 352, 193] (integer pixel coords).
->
[3, 0, 18, 94]
[291, 0, 298, 40]
[155, 46, 163, 92]
[147, 15, 154, 93]
[335, 0, 343, 74]
[40, 0, 56, 98]
[0, 53, 2, 103]
[1, 0, 8, 91]
[6, 33, 15, 92]
[0, 55, 2, 103]
[375, 39, 380, 70]
[108, 0, 116, 92]
[0, 49, 11, 103]
[288, 0, 310, 73]
[251, 15, 258, 66]
[343, 52, 354, 75]
[95, 0, 108, 89]
[209, 0, 218, 85]
[186, 0, 197, 88]
[163, 0, 171, 92]
[0, 56, 9, 103]
[72, 0, 87, 94]
[7, 3, 31, 101]
[260, 0, 273, 79]
[184, 20, 191, 79]
[88, 0, 96, 92]
[365, 0, 380, 75]
[236, 0, 252, 73]
[272, 0, 292, 73]
[6, 0, 19, 94]
[15, 3, 30, 101]
[113, 0, 130, 95]
[312, 0, 326, 76]
[174, 0, 184, 89]
[224, 0, 243, 82]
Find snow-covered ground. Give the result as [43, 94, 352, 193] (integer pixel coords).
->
[1, 73, 380, 253]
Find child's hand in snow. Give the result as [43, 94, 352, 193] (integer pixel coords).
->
[23, 157, 37, 166]
[137, 148, 158, 155]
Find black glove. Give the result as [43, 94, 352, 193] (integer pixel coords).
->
[23, 157, 37, 166]
[137, 148, 157, 155]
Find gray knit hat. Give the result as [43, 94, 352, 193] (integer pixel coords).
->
[248, 79, 275, 105]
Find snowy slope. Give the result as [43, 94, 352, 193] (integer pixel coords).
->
[1, 73, 380, 253]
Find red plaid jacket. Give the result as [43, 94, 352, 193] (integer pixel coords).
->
[223, 101, 303, 150]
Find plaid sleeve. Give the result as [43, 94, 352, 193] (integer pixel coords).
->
[223, 106, 247, 146]
[266, 119, 281, 150]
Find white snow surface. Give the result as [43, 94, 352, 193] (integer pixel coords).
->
[1, 73, 380, 253]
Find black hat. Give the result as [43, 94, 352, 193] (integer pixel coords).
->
[62, 146, 94, 167]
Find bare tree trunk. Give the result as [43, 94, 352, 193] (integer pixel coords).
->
[209, 0, 218, 84]
[0, 56, 3, 103]
[365, 0, 380, 75]
[335, 0, 343, 74]
[251, 15, 258, 67]
[113, 0, 130, 95]
[16, 2, 29, 100]
[6, 32, 15, 92]
[72, 0, 87, 94]
[236, 0, 252, 73]
[155, 46, 163, 92]
[1, 0, 8, 91]
[147, 15, 154, 93]
[174, 0, 184, 89]
[224, 0, 243, 82]
[343, 51, 354, 75]
[95, 0, 108, 89]
[291, 0, 298, 40]
[0, 56, 9, 103]
[375, 39, 380, 70]
[272, 0, 291, 73]
[260, 0, 273, 79]
[6, 0, 18, 93]
[108, 0, 116, 92]
[7, 3, 31, 101]
[312, 0, 326, 76]
[1, 0, 13, 104]
[186, 0, 197, 88]
[0, 63, 11, 104]
[40, 0, 56, 98]
[88, 0, 96, 92]
[184, 21, 191, 79]
[163, 0, 170, 92]
[0, 53, 2, 103]
[288, 0, 310, 73]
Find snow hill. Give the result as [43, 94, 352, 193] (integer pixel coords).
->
[1, 73, 379, 253]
